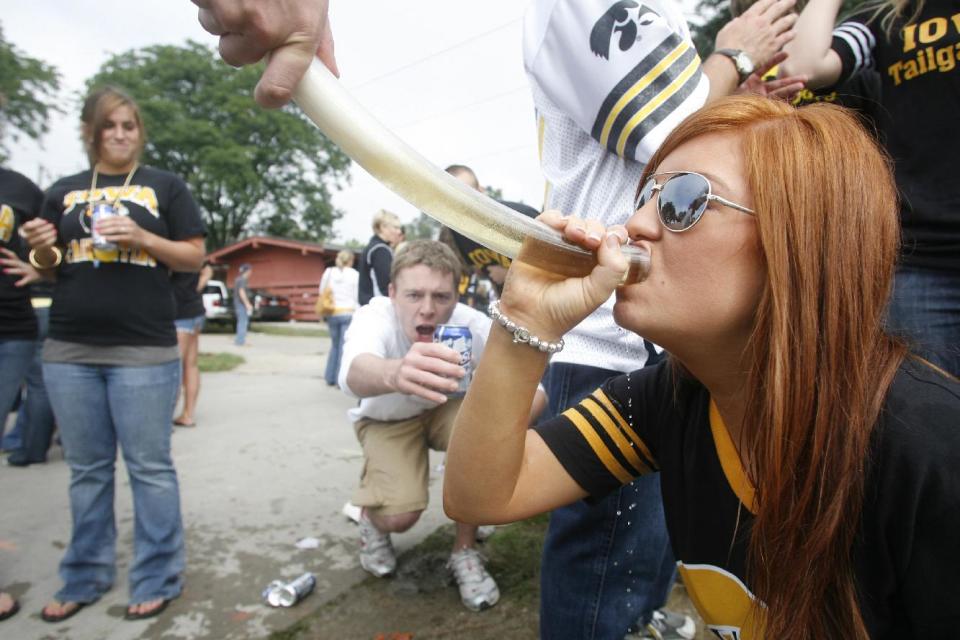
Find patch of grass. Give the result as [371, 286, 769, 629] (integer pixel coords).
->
[272, 515, 548, 640]
[198, 352, 245, 372]
[251, 323, 329, 338]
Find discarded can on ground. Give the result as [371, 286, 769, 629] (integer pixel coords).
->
[90, 201, 118, 250]
[262, 573, 316, 607]
[433, 324, 472, 397]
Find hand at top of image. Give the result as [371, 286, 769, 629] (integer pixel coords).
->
[716, 0, 799, 69]
[193, 0, 338, 108]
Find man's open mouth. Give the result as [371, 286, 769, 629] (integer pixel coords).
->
[415, 324, 435, 342]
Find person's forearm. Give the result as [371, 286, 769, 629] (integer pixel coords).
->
[782, 0, 844, 85]
[346, 354, 401, 398]
[703, 54, 743, 104]
[444, 326, 550, 524]
[142, 234, 205, 272]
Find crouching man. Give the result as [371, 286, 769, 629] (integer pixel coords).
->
[339, 240, 545, 611]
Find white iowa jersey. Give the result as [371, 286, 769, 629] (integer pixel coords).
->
[524, 0, 708, 372]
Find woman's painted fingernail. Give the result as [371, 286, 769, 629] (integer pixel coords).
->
[588, 231, 602, 242]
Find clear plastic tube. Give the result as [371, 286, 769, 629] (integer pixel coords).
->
[292, 61, 649, 284]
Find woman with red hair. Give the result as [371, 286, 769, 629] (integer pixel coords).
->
[444, 95, 960, 639]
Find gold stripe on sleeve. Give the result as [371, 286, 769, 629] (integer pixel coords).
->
[592, 390, 657, 469]
[598, 41, 689, 149]
[580, 397, 650, 475]
[561, 407, 634, 484]
[615, 55, 700, 157]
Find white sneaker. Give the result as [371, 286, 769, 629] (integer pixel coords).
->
[358, 512, 396, 578]
[447, 547, 500, 612]
[632, 609, 697, 640]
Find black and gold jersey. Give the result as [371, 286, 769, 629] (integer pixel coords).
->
[42, 166, 205, 347]
[534, 358, 960, 638]
[0, 167, 43, 340]
[831, 0, 960, 271]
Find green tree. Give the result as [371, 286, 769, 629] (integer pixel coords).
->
[87, 41, 350, 249]
[0, 25, 61, 163]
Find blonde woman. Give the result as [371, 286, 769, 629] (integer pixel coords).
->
[319, 249, 359, 386]
[357, 209, 402, 305]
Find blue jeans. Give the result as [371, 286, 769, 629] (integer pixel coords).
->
[886, 265, 960, 377]
[43, 360, 185, 604]
[324, 313, 353, 385]
[0, 339, 34, 450]
[234, 304, 249, 345]
[539, 362, 675, 640]
[9, 306, 56, 464]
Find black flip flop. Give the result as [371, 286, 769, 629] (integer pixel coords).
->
[0, 598, 19, 622]
[41, 601, 86, 623]
[124, 598, 170, 621]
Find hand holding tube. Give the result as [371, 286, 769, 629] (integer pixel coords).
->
[498, 210, 631, 346]
[193, 0, 338, 108]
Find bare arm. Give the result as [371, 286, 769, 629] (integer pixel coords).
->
[444, 212, 629, 525]
[94, 213, 204, 271]
[238, 286, 253, 311]
[346, 343, 464, 403]
[704, 0, 799, 102]
[782, 0, 845, 88]
[197, 264, 214, 292]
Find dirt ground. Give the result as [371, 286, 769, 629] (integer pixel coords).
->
[272, 516, 708, 640]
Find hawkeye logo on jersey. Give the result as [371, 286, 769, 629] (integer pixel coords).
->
[590, 1, 660, 59]
[0, 204, 13, 244]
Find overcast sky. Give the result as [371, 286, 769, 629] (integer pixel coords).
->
[2, 1, 698, 244]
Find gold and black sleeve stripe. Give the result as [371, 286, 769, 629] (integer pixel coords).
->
[590, 34, 703, 159]
[560, 388, 659, 485]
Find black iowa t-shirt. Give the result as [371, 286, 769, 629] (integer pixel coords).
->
[831, 0, 960, 270]
[42, 166, 205, 346]
[0, 168, 43, 340]
[535, 358, 960, 638]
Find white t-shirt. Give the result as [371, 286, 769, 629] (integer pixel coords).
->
[319, 266, 359, 311]
[339, 297, 493, 422]
[523, 0, 708, 372]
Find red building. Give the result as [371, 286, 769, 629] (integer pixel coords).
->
[206, 236, 356, 321]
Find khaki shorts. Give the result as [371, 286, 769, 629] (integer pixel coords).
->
[352, 399, 462, 517]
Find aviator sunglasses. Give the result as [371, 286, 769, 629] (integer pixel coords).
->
[634, 171, 755, 232]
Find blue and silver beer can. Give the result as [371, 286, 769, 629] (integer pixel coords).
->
[433, 324, 472, 396]
[90, 202, 117, 250]
[262, 572, 316, 607]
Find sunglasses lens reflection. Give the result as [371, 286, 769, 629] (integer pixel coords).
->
[634, 178, 655, 211]
[660, 173, 709, 231]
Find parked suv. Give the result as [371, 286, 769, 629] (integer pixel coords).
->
[251, 290, 292, 322]
[202, 280, 234, 328]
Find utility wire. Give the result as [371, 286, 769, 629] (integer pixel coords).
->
[349, 18, 522, 90]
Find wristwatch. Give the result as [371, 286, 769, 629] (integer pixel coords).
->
[714, 48, 755, 84]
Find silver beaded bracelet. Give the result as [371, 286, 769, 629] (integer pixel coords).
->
[488, 300, 564, 354]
